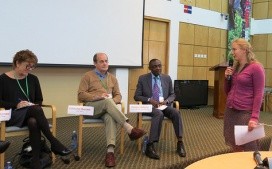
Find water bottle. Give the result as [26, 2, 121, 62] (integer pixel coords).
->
[4, 161, 13, 169]
[71, 130, 78, 151]
[142, 135, 149, 154]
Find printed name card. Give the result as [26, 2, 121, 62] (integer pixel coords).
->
[0, 109, 11, 121]
[129, 104, 152, 113]
[67, 105, 94, 116]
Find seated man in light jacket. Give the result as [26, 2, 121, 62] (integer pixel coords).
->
[78, 52, 146, 168]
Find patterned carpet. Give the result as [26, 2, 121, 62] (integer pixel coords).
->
[4, 106, 272, 169]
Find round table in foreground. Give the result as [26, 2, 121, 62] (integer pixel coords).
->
[186, 151, 272, 169]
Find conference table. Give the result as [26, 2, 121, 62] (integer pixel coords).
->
[186, 151, 272, 169]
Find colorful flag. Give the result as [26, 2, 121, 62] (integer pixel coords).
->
[184, 5, 192, 14]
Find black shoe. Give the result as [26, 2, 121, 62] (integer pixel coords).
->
[145, 144, 160, 160]
[177, 141, 186, 157]
[51, 147, 71, 156]
[51, 140, 72, 156]
[0, 140, 10, 153]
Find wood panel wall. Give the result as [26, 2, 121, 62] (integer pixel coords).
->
[127, 19, 169, 105]
[178, 23, 227, 87]
[252, 0, 272, 87]
[128, 0, 272, 108]
[177, 0, 228, 87]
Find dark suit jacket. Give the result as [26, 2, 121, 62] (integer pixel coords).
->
[134, 73, 175, 106]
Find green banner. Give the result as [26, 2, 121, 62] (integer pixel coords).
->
[227, 0, 251, 60]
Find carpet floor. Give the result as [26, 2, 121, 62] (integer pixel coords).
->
[4, 106, 272, 169]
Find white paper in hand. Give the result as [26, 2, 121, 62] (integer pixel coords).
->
[234, 125, 265, 145]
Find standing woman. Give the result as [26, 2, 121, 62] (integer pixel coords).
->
[0, 50, 71, 169]
[224, 38, 265, 152]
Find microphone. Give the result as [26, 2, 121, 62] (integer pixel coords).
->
[254, 151, 264, 167]
[227, 59, 234, 81]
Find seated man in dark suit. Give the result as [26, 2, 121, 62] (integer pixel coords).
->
[0, 140, 10, 154]
[134, 59, 186, 160]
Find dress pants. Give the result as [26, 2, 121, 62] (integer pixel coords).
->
[85, 99, 128, 147]
[148, 106, 183, 142]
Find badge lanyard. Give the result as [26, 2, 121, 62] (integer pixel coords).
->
[99, 76, 108, 92]
[15, 75, 30, 102]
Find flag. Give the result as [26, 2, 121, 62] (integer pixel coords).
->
[184, 5, 192, 14]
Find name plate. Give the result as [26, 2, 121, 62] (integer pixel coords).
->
[129, 104, 152, 113]
[67, 105, 94, 116]
[0, 109, 11, 121]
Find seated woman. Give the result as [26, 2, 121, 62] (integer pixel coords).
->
[0, 49, 71, 169]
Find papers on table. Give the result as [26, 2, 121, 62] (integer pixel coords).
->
[0, 109, 11, 121]
[234, 124, 265, 145]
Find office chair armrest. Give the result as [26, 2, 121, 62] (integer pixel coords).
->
[136, 101, 142, 105]
[41, 104, 56, 118]
[0, 108, 6, 140]
[41, 104, 57, 135]
[173, 101, 180, 110]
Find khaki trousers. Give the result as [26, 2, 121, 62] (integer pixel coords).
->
[85, 99, 128, 147]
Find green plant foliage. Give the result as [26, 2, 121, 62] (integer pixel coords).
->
[227, 13, 244, 61]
